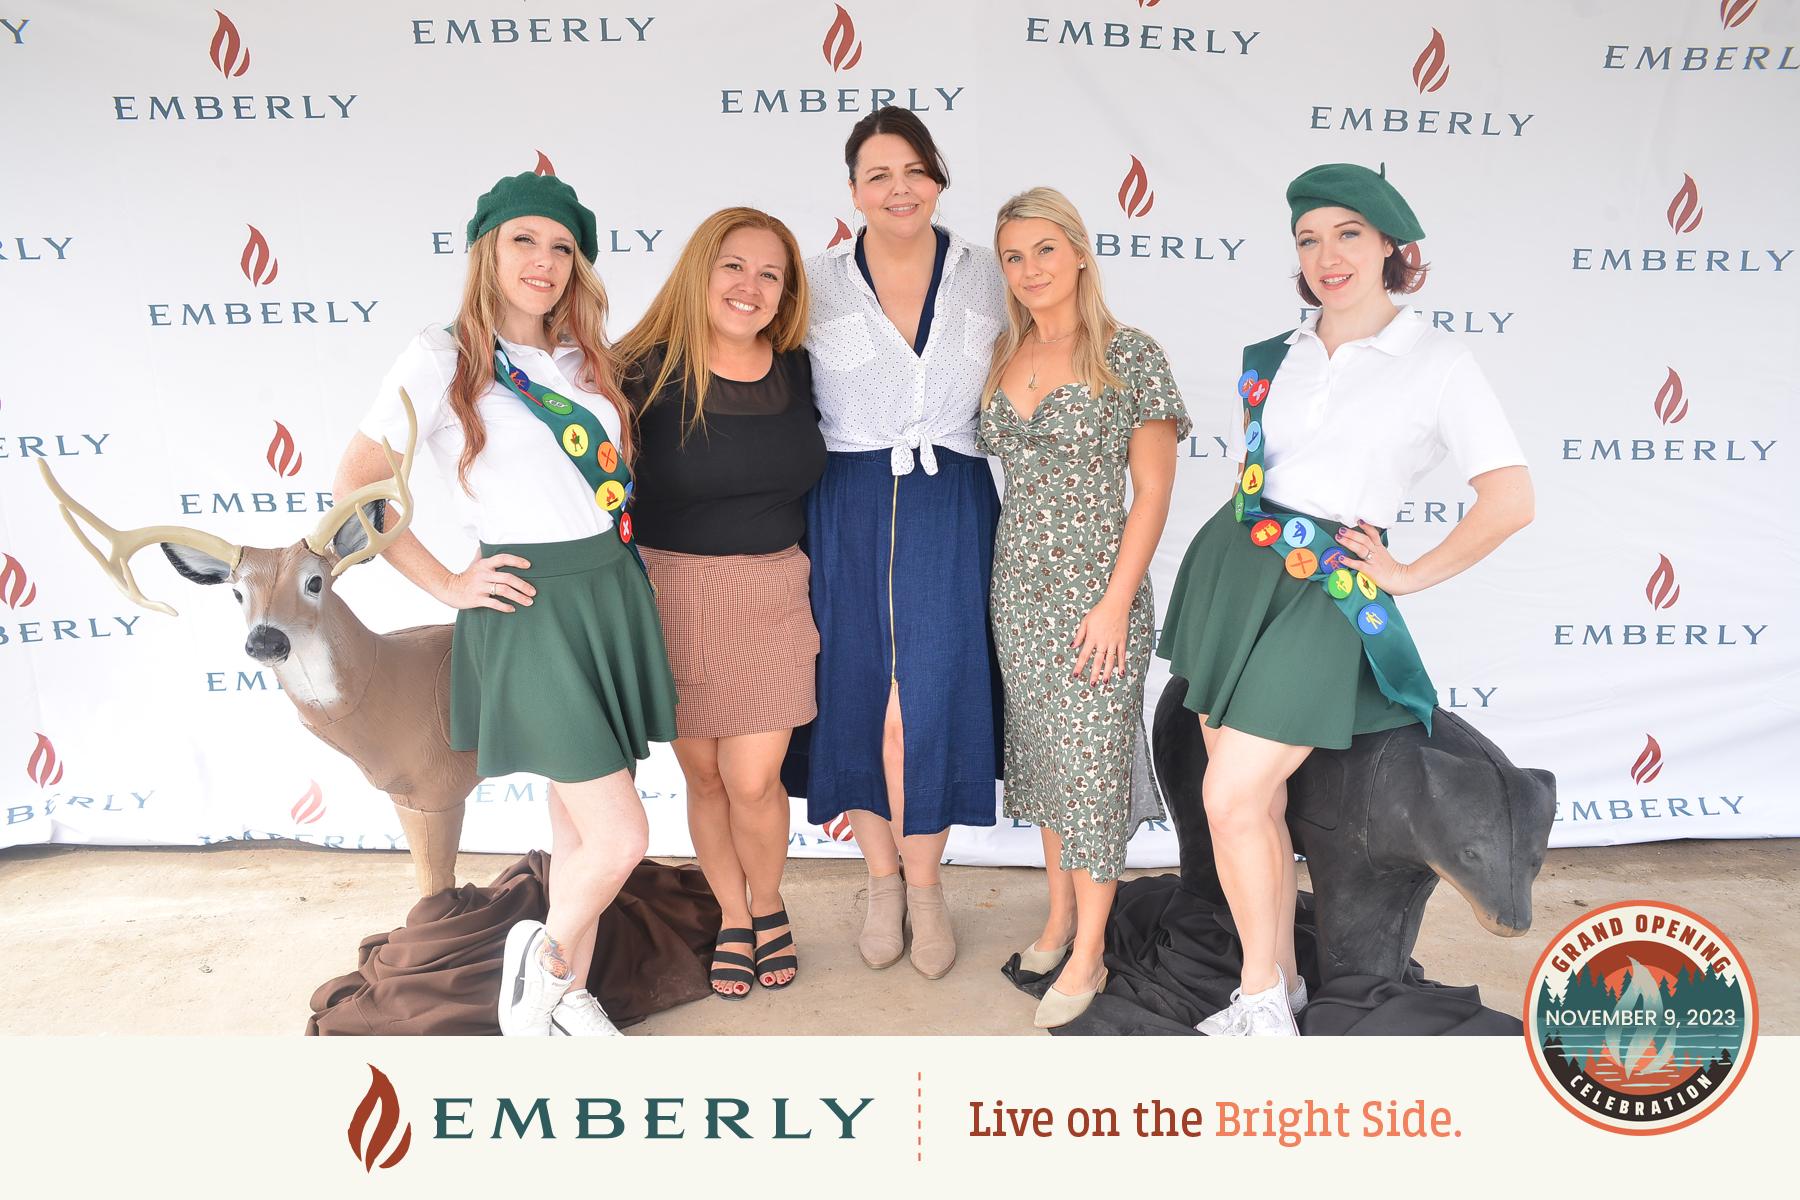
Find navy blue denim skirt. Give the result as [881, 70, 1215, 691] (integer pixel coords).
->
[798, 446, 1003, 834]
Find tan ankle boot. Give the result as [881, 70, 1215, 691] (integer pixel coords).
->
[859, 872, 906, 969]
[906, 882, 957, 979]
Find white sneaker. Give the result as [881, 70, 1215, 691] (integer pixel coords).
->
[1239, 971, 1301, 1037]
[550, 989, 624, 1038]
[498, 920, 572, 1037]
[1197, 974, 1308, 1036]
[1197, 989, 1249, 1036]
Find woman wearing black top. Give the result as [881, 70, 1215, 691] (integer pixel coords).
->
[618, 208, 825, 1002]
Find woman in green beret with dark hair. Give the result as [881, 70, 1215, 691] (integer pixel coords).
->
[335, 170, 677, 1037]
[1155, 162, 1534, 1036]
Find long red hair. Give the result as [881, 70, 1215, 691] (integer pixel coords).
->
[447, 229, 629, 492]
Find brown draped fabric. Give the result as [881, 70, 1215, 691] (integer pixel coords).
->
[307, 852, 719, 1035]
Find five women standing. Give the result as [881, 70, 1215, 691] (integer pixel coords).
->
[352, 115, 1531, 1036]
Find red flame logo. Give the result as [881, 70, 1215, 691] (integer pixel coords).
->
[348, 1064, 412, 1172]
[291, 780, 324, 825]
[266, 421, 304, 478]
[1666, 174, 1703, 235]
[534, 150, 556, 176]
[1721, 0, 1758, 30]
[821, 814, 857, 843]
[209, 10, 250, 79]
[1629, 735, 1664, 785]
[239, 224, 279, 286]
[1654, 368, 1689, 425]
[1644, 555, 1681, 610]
[822, 5, 863, 72]
[827, 218, 854, 249]
[1, 553, 37, 609]
[1118, 155, 1155, 219]
[27, 733, 64, 787]
[1412, 28, 1450, 94]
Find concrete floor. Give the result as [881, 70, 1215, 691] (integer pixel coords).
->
[0, 839, 1793, 1035]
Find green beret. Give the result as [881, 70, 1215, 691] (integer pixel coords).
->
[466, 171, 599, 262]
[1286, 162, 1425, 244]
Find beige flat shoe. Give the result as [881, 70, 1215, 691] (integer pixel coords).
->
[858, 872, 906, 969]
[1033, 967, 1108, 1029]
[1016, 939, 1073, 975]
[906, 882, 957, 979]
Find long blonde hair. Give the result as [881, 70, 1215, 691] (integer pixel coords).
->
[983, 187, 1124, 406]
[616, 207, 810, 438]
[448, 230, 627, 491]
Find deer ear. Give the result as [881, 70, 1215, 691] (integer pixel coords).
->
[160, 542, 233, 584]
[328, 498, 388, 561]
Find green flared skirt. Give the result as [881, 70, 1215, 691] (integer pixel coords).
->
[1155, 500, 1421, 750]
[450, 531, 678, 782]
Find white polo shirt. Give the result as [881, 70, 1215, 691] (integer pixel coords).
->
[1226, 309, 1527, 526]
[359, 326, 620, 545]
[804, 226, 1008, 476]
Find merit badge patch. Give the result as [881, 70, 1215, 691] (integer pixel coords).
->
[1525, 900, 1756, 1135]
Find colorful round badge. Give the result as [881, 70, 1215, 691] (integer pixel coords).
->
[1250, 518, 1283, 547]
[1233, 490, 1245, 521]
[1284, 517, 1316, 549]
[1320, 546, 1350, 574]
[1246, 378, 1270, 407]
[1356, 571, 1378, 601]
[597, 480, 626, 511]
[1244, 421, 1262, 454]
[542, 395, 573, 416]
[1241, 464, 1264, 496]
[1237, 370, 1258, 398]
[1284, 548, 1318, 579]
[596, 442, 619, 473]
[618, 512, 634, 544]
[1326, 568, 1354, 599]
[1356, 603, 1389, 635]
[561, 424, 590, 457]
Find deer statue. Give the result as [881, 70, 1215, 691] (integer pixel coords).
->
[38, 392, 476, 896]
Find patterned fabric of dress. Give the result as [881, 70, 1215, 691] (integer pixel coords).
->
[977, 327, 1192, 882]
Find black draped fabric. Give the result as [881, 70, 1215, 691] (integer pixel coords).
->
[1003, 874, 1522, 1036]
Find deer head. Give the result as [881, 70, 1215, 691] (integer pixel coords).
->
[38, 391, 417, 669]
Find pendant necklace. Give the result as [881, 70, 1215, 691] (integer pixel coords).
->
[1026, 329, 1075, 391]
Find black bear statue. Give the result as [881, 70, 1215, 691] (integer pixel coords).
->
[1151, 676, 1558, 983]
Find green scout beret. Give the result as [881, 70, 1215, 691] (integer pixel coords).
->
[467, 171, 599, 262]
[1286, 163, 1425, 244]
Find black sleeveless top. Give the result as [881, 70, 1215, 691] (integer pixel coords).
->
[625, 346, 827, 556]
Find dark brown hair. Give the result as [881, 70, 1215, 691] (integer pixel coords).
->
[844, 107, 950, 188]
[1296, 239, 1428, 305]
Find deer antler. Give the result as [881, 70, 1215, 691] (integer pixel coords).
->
[37, 460, 244, 618]
[305, 387, 419, 577]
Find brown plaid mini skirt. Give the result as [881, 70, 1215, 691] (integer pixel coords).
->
[639, 543, 820, 740]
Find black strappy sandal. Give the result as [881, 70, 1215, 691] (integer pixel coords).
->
[752, 909, 798, 990]
[711, 927, 756, 1001]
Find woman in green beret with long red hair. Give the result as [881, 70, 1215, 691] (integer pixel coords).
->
[336, 170, 677, 1037]
[1156, 163, 1535, 1036]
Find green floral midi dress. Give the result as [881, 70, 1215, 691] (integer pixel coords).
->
[977, 327, 1191, 882]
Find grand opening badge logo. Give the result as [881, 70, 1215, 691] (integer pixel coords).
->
[1525, 901, 1757, 1134]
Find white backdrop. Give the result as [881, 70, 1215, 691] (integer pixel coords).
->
[2, 0, 1796, 867]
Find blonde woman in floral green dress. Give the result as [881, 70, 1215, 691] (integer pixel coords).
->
[978, 188, 1189, 1029]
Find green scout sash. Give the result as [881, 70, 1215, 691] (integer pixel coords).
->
[1235, 333, 1436, 733]
[492, 341, 646, 577]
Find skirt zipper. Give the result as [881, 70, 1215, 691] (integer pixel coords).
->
[887, 474, 900, 685]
